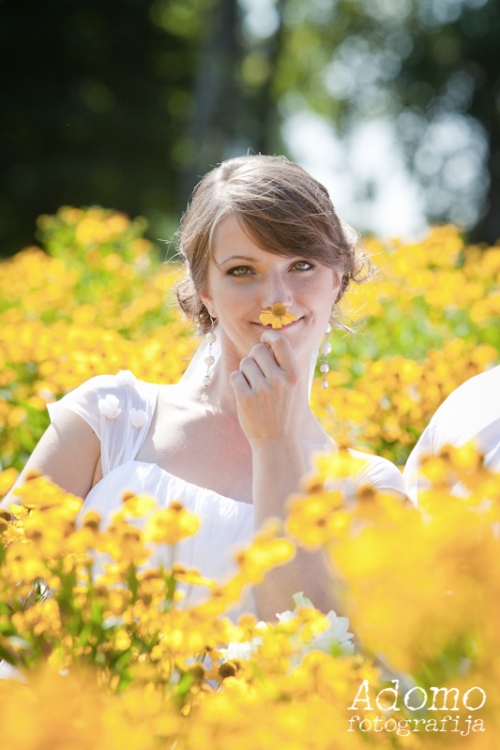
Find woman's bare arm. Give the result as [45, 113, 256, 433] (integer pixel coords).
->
[0, 410, 100, 509]
[230, 331, 341, 620]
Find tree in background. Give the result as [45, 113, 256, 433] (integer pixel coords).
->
[1, 0, 499, 259]
[0, 0, 197, 257]
[274, 0, 500, 242]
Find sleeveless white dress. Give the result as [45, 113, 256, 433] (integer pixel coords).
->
[46, 371, 407, 623]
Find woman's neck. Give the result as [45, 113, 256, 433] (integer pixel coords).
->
[189, 341, 316, 427]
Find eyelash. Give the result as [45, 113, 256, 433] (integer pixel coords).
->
[293, 260, 314, 271]
[227, 266, 252, 277]
[227, 260, 314, 277]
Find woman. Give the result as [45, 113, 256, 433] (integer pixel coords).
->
[404, 363, 500, 505]
[1, 155, 406, 623]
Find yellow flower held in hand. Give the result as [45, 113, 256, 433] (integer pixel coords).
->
[259, 303, 298, 329]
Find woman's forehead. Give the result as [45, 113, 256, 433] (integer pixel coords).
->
[211, 214, 294, 264]
[212, 213, 255, 251]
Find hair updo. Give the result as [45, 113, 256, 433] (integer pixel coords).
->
[175, 154, 371, 334]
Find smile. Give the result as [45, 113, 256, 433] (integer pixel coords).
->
[251, 317, 303, 330]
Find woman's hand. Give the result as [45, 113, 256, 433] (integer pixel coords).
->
[229, 330, 303, 449]
[230, 331, 339, 621]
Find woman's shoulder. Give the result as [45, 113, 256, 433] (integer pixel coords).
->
[47, 371, 163, 477]
[57, 371, 160, 399]
[326, 448, 406, 501]
[47, 371, 160, 430]
[348, 449, 405, 491]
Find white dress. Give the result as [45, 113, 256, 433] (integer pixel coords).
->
[404, 364, 500, 505]
[47, 372, 407, 622]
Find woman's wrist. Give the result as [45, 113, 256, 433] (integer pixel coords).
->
[250, 436, 303, 459]
[251, 439, 307, 515]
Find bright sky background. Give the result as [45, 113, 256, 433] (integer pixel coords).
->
[282, 111, 431, 242]
[238, 0, 490, 243]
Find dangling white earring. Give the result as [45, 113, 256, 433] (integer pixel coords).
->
[201, 317, 217, 403]
[319, 320, 332, 389]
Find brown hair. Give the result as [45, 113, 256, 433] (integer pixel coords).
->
[175, 154, 371, 333]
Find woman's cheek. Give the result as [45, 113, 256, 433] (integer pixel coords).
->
[228, 284, 261, 313]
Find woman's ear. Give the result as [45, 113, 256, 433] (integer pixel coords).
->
[332, 271, 343, 303]
[199, 287, 216, 319]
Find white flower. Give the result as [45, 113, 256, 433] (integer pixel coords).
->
[130, 408, 148, 428]
[219, 637, 263, 662]
[304, 611, 355, 657]
[277, 591, 355, 658]
[255, 621, 271, 631]
[276, 609, 296, 624]
[98, 394, 121, 419]
[218, 592, 355, 669]
[116, 370, 137, 387]
[276, 592, 314, 623]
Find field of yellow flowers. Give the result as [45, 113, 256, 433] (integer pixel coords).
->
[0, 206, 499, 749]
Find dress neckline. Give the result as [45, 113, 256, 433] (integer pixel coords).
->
[109, 458, 254, 511]
[131, 380, 254, 508]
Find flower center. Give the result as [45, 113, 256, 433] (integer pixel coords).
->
[271, 303, 287, 317]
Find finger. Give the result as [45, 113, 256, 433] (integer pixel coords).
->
[239, 356, 267, 389]
[229, 370, 252, 397]
[260, 330, 298, 375]
[247, 342, 281, 378]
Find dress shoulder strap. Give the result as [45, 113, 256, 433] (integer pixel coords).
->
[47, 371, 160, 477]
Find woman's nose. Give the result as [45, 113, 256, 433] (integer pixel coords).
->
[261, 271, 294, 309]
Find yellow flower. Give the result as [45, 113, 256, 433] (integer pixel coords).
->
[0, 467, 18, 497]
[259, 303, 297, 329]
[144, 501, 200, 545]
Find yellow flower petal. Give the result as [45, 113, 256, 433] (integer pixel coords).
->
[259, 311, 275, 326]
[281, 311, 298, 326]
[259, 303, 298, 329]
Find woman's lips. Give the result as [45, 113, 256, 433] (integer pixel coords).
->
[251, 317, 303, 330]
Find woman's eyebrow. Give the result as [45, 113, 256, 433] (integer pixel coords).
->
[218, 254, 257, 265]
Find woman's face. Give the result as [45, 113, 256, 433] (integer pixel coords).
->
[200, 214, 342, 368]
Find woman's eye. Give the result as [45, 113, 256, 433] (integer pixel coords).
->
[293, 260, 313, 271]
[228, 266, 252, 277]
